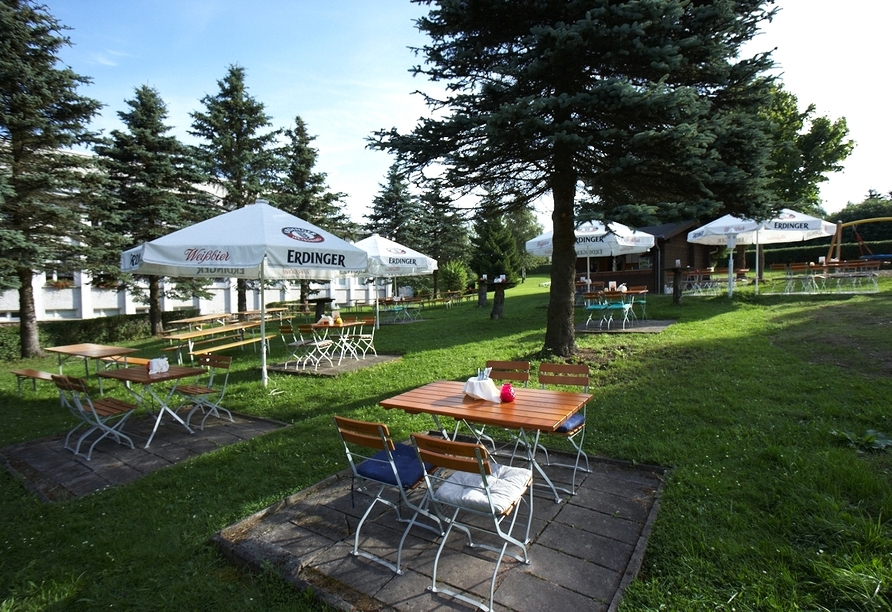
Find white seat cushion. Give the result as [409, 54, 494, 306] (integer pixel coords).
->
[434, 462, 531, 514]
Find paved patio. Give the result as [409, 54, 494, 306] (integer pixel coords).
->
[215, 451, 667, 612]
[1, 400, 668, 611]
[0, 411, 288, 502]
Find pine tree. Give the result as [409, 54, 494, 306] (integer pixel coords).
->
[416, 183, 469, 296]
[95, 85, 214, 335]
[372, 0, 778, 355]
[270, 115, 356, 237]
[469, 196, 522, 283]
[268, 115, 359, 301]
[0, 0, 103, 357]
[189, 64, 280, 313]
[364, 163, 419, 244]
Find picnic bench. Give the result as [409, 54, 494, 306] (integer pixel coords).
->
[165, 321, 262, 364]
[192, 334, 276, 355]
[11, 368, 54, 395]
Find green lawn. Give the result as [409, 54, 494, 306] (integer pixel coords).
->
[2, 275, 891, 611]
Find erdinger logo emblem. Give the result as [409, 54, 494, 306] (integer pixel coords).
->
[282, 227, 324, 243]
[386, 246, 406, 255]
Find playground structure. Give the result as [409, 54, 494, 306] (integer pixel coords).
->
[826, 217, 892, 262]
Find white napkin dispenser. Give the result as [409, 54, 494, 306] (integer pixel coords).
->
[462, 377, 500, 402]
[148, 357, 169, 374]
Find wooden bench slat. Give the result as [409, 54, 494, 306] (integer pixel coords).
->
[191, 334, 276, 355]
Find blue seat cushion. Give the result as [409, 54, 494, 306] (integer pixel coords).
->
[356, 442, 430, 488]
[556, 412, 585, 434]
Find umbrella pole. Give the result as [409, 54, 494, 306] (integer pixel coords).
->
[728, 250, 734, 298]
[260, 262, 268, 387]
[755, 233, 760, 295]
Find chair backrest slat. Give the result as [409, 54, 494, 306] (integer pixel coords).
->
[412, 433, 492, 475]
[538, 363, 590, 390]
[334, 415, 395, 451]
[485, 360, 530, 386]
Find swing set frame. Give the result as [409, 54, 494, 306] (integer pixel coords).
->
[826, 217, 892, 262]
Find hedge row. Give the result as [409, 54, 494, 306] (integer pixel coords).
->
[0, 309, 198, 361]
[748, 240, 892, 267]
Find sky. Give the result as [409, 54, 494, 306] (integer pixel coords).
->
[46, 0, 890, 227]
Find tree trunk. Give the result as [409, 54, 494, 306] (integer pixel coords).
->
[490, 285, 506, 319]
[149, 276, 163, 335]
[17, 268, 42, 358]
[543, 146, 577, 357]
[477, 279, 488, 307]
[237, 279, 248, 319]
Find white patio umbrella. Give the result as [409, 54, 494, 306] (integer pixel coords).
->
[122, 201, 368, 386]
[687, 209, 836, 296]
[525, 221, 655, 281]
[353, 234, 438, 329]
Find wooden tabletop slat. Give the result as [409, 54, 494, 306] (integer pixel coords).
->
[381, 380, 591, 432]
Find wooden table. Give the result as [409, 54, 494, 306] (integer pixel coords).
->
[381, 380, 592, 502]
[237, 307, 290, 321]
[167, 312, 233, 331]
[97, 365, 206, 447]
[46, 343, 140, 393]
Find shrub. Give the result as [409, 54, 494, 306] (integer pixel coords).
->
[440, 260, 470, 293]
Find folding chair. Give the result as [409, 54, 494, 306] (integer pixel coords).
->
[627, 285, 648, 320]
[297, 324, 334, 370]
[347, 317, 378, 358]
[333, 416, 443, 574]
[174, 354, 233, 430]
[601, 291, 634, 329]
[412, 433, 533, 611]
[280, 324, 313, 369]
[584, 292, 609, 328]
[52, 374, 137, 460]
[536, 363, 592, 495]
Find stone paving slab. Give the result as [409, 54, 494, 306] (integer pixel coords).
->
[215, 453, 667, 612]
[575, 320, 674, 334]
[0, 411, 288, 502]
[267, 354, 402, 378]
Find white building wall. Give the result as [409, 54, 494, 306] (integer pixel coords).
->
[0, 275, 390, 321]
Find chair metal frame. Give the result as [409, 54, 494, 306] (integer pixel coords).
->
[52, 374, 136, 460]
[333, 416, 443, 575]
[536, 363, 592, 495]
[297, 324, 334, 370]
[412, 433, 533, 612]
[174, 354, 233, 430]
[348, 317, 378, 358]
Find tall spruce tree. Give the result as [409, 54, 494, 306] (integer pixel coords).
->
[0, 0, 103, 357]
[189, 64, 280, 313]
[470, 192, 523, 284]
[270, 115, 355, 236]
[417, 183, 469, 295]
[95, 86, 214, 335]
[364, 162, 419, 244]
[372, 0, 778, 356]
[268, 115, 359, 302]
